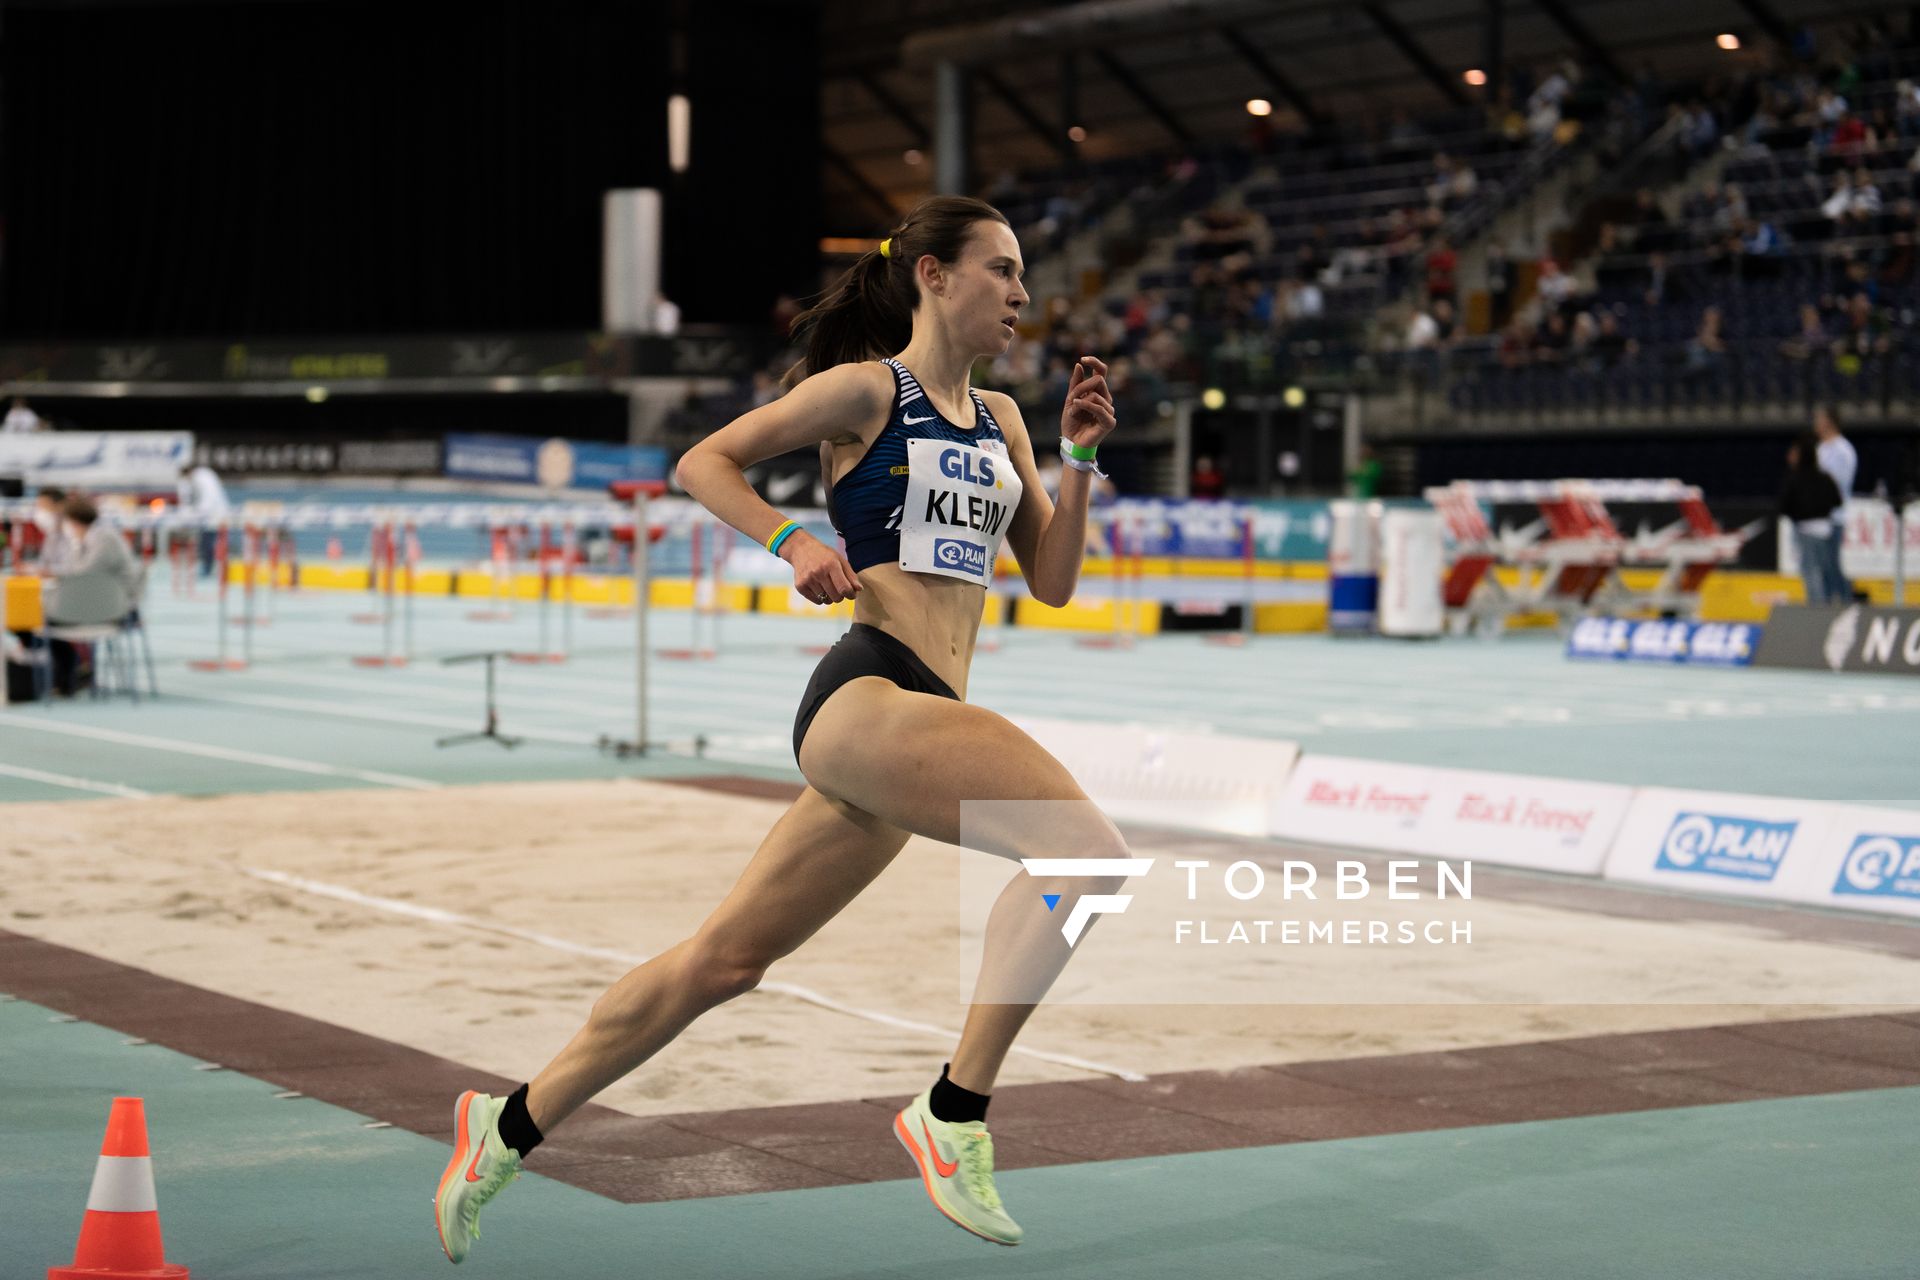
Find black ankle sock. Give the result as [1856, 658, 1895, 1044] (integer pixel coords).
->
[497, 1084, 544, 1157]
[928, 1063, 990, 1124]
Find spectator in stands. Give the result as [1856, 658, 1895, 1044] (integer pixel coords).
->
[1535, 257, 1576, 313]
[1826, 110, 1870, 167]
[1629, 188, 1672, 251]
[1497, 319, 1535, 369]
[1820, 169, 1850, 222]
[1531, 311, 1572, 364]
[1591, 311, 1638, 367]
[1427, 153, 1478, 209]
[1896, 79, 1920, 136]
[1485, 243, 1515, 328]
[1190, 455, 1226, 500]
[1740, 215, 1786, 259]
[1685, 305, 1727, 374]
[1282, 277, 1325, 323]
[1424, 236, 1457, 305]
[1568, 311, 1601, 371]
[1642, 250, 1695, 307]
[2, 396, 43, 433]
[1528, 61, 1573, 139]
[1404, 300, 1449, 352]
[1779, 434, 1846, 605]
[1780, 304, 1831, 362]
[1833, 291, 1891, 359]
[1682, 99, 1720, 159]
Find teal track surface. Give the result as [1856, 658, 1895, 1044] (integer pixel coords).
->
[3, 586, 1917, 805]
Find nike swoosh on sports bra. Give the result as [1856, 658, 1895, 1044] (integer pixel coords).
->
[828, 359, 1023, 582]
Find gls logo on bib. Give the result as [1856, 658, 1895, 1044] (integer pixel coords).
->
[898, 437, 1023, 584]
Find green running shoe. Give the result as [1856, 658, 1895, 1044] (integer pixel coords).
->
[434, 1090, 522, 1264]
[893, 1085, 1024, 1245]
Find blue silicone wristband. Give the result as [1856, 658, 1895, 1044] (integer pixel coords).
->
[767, 521, 801, 557]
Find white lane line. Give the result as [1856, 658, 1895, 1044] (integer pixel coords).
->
[0, 715, 439, 791]
[0, 763, 154, 800]
[174, 689, 602, 747]
[239, 866, 1147, 1083]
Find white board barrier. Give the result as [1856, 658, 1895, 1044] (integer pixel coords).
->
[1009, 715, 1299, 838]
[1378, 508, 1444, 638]
[1602, 786, 1841, 905]
[1267, 755, 1631, 874]
[1605, 788, 1920, 919]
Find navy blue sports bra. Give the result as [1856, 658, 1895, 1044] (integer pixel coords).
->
[829, 359, 1018, 578]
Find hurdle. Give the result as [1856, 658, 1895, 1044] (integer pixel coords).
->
[349, 524, 389, 625]
[352, 518, 412, 668]
[466, 524, 517, 622]
[509, 521, 570, 665]
[658, 515, 727, 661]
[188, 521, 247, 672]
[229, 524, 270, 629]
[1076, 510, 1143, 650]
[1204, 509, 1259, 647]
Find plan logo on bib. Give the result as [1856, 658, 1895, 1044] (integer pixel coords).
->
[933, 538, 988, 578]
[1834, 834, 1920, 901]
[1655, 812, 1797, 882]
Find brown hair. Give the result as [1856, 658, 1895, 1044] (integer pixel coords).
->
[784, 195, 1011, 387]
[63, 495, 99, 526]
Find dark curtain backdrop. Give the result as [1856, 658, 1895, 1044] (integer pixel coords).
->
[1, 0, 818, 339]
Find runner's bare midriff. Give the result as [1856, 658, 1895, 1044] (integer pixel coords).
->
[849, 564, 982, 699]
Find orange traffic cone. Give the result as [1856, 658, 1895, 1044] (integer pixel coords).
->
[48, 1097, 189, 1279]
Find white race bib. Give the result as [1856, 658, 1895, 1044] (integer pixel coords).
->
[898, 436, 1023, 583]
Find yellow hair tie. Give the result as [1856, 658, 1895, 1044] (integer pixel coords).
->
[879, 237, 892, 259]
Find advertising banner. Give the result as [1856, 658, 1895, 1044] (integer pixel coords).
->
[1602, 787, 1837, 903]
[1268, 755, 1631, 874]
[1009, 715, 1300, 838]
[444, 435, 667, 490]
[1566, 617, 1760, 666]
[0, 431, 193, 487]
[1752, 604, 1920, 677]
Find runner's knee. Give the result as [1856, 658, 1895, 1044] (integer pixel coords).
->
[680, 932, 770, 1004]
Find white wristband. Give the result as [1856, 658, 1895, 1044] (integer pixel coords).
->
[1059, 438, 1108, 479]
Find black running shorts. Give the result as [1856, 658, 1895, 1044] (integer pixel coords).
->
[792, 623, 960, 764]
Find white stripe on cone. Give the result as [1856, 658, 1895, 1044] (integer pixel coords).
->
[85, 1155, 159, 1213]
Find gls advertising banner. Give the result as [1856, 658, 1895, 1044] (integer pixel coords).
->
[1268, 756, 1631, 874]
[1566, 617, 1759, 666]
[1753, 604, 1920, 677]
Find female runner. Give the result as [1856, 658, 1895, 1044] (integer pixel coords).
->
[437, 194, 1127, 1259]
